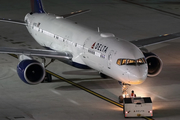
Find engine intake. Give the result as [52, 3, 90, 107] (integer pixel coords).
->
[143, 52, 163, 77]
[17, 59, 45, 85]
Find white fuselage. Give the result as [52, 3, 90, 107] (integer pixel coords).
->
[24, 13, 148, 85]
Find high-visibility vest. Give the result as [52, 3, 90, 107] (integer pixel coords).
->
[131, 93, 136, 98]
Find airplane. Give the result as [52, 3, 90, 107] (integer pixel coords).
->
[0, 0, 180, 102]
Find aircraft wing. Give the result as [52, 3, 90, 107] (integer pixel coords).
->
[60, 9, 90, 18]
[0, 9, 90, 24]
[131, 32, 180, 48]
[0, 47, 72, 59]
[0, 18, 26, 25]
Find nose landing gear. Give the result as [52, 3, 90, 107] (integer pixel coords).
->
[119, 83, 131, 103]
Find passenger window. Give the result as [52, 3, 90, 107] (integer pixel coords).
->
[116, 59, 121, 65]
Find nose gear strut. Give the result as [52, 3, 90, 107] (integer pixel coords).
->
[119, 83, 131, 103]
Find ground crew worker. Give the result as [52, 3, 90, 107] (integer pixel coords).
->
[130, 90, 136, 98]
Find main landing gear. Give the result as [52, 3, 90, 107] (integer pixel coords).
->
[118, 83, 131, 103]
[44, 72, 52, 82]
[99, 72, 108, 79]
[41, 58, 55, 83]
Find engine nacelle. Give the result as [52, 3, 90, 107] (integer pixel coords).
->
[143, 52, 163, 77]
[17, 59, 45, 85]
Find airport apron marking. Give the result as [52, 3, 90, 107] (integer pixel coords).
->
[46, 70, 154, 120]
[46, 69, 123, 108]
[8, 54, 154, 120]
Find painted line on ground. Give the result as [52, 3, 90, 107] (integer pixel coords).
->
[8, 54, 153, 120]
[46, 70, 154, 120]
[122, 0, 180, 19]
[46, 69, 123, 108]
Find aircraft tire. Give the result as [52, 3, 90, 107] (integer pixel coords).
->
[119, 95, 123, 103]
[42, 72, 52, 82]
[99, 72, 108, 79]
[46, 72, 52, 82]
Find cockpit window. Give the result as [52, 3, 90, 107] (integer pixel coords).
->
[116, 58, 146, 66]
[142, 58, 146, 63]
[137, 58, 143, 65]
[127, 59, 136, 65]
[121, 59, 126, 65]
[116, 59, 121, 65]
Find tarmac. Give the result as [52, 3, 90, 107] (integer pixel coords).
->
[0, 0, 180, 120]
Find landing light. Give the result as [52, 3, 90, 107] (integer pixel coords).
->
[127, 80, 145, 85]
[122, 94, 129, 98]
[163, 34, 169, 36]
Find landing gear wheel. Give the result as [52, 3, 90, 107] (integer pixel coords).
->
[118, 83, 131, 103]
[119, 95, 123, 103]
[42, 72, 52, 83]
[46, 72, 52, 82]
[99, 72, 108, 79]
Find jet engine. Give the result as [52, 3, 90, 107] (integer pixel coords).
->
[17, 59, 45, 85]
[143, 52, 163, 77]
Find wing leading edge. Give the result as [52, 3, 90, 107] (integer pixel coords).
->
[0, 18, 26, 25]
[0, 9, 90, 25]
[60, 9, 90, 18]
[0, 47, 72, 59]
[131, 32, 180, 48]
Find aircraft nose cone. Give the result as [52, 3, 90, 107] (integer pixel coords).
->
[127, 66, 147, 85]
